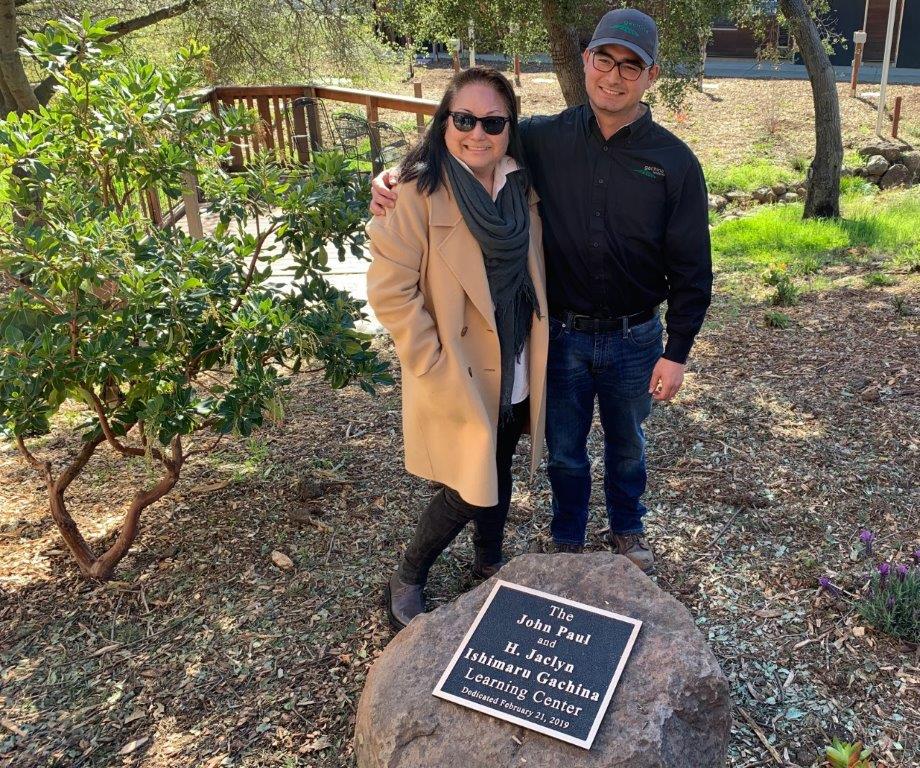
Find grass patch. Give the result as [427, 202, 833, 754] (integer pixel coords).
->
[712, 189, 920, 276]
[863, 272, 898, 287]
[706, 159, 799, 195]
[764, 310, 791, 329]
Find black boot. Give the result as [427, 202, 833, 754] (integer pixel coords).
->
[472, 554, 507, 580]
[384, 571, 426, 631]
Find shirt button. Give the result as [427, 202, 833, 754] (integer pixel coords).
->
[597, 178, 604, 185]
[594, 211, 601, 217]
[603, 146, 609, 152]
[592, 242, 599, 248]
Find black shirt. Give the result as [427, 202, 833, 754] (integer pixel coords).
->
[519, 104, 712, 364]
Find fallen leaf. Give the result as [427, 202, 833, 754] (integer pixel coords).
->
[754, 608, 783, 619]
[196, 479, 231, 493]
[118, 736, 149, 755]
[1, 719, 26, 737]
[302, 735, 331, 752]
[91, 643, 121, 657]
[271, 550, 294, 570]
[852, 626, 866, 637]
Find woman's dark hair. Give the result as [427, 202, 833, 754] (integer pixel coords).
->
[398, 66, 528, 195]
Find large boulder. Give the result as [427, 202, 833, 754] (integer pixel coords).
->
[865, 155, 890, 177]
[879, 163, 911, 189]
[355, 554, 731, 768]
[901, 151, 920, 181]
[858, 141, 902, 163]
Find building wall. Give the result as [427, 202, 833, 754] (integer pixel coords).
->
[827, 0, 920, 68]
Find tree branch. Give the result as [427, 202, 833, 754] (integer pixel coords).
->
[2, 270, 63, 313]
[16, 434, 51, 479]
[32, 0, 201, 107]
[0, 0, 39, 112]
[84, 386, 168, 464]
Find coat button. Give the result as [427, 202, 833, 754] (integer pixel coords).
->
[461, 326, 468, 336]
[468, 367, 473, 377]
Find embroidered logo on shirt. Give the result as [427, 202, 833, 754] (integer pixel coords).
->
[634, 164, 665, 180]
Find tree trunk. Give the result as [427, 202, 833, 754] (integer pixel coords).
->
[541, 0, 587, 107]
[26, 432, 184, 581]
[0, 0, 38, 113]
[779, 0, 842, 219]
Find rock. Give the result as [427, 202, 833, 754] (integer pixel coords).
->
[879, 163, 911, 189]
[858, 141, 902, 163]
[900, 150, 920, 180]
[782, 192, 799, 203]
[796, 187, 807, 198]
[770, 182, 788, 197]
[763, 191, 778, 204]
[865, 155, 890, 177]
[725, 190, 751, 204]
[841, 166, 854, 177]
[270, 550, 294, 570]
[859, 385, 880, 403]
[752, 186, 771, 203]
[355, 554, 731, 768]
[707, 194, 727, 212]
[853, 166, 866, 178]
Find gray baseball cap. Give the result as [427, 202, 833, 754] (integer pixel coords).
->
[587, 8, 658, 66]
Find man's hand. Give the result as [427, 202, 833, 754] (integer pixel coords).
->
[648, 357, 685, 402]
[370, 168, 399, 216]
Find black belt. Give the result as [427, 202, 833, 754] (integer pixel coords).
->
[551, 308, 657, 334]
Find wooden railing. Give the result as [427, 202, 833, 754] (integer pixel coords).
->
[203, 84, 439, 172]
[147, 83, 441, 235]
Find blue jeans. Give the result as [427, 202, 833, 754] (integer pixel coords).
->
[545, 314, 662, 545]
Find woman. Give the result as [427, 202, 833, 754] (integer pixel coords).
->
[366, 67, 548, 631]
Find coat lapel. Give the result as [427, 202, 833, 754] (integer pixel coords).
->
[429, 185, 497, 333]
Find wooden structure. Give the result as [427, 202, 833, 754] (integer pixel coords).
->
[203, 85, 437, 172]
[147, 84, 439, 234]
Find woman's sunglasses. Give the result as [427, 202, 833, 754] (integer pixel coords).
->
[449, 111, 511, 135]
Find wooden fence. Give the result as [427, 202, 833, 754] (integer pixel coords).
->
[148, 84, 440, 235]
[204, 84, 439, 172]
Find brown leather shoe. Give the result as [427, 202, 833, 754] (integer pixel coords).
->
[553, 542, 584, 554]
[384, 571, 425, 631]
[608, 533, 655, 573]
[472, 557, 507, 580]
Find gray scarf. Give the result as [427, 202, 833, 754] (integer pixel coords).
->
[444, 154, 539, 424]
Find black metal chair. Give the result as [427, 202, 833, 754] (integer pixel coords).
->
[284, 96, 341, 162]
[332, 112, 410, 173]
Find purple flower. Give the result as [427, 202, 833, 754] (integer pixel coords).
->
[913, 549, 920, 566]
[818, 576, 841, 597]
[859, 529, 875, 556]
[896, 564, 909, 582]
[877, 562, 891, 588]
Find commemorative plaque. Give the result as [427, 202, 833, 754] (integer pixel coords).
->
[433, 580, 641, 749]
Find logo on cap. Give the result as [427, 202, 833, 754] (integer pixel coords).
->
[613, 21, 641, 37]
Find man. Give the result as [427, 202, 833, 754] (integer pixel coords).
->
[371, 9, 712, 574]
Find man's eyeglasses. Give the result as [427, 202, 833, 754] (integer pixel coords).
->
[449, 112, 511, 135]
[590, 52, 648, 81]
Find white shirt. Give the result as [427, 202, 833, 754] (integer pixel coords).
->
[453, 155, 530, 404]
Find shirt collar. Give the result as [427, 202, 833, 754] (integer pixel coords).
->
[582, 101, 652, 143]
[451, 154, 519, 201]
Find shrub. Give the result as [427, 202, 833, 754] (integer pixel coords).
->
[820, 532, 920, 645]
[824, 739, 875, 768]
[0, 18, 388, 580]
[858, 559, 920, 644]
[763, 310, 791, 329]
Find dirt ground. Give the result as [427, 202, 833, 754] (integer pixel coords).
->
[2, 61, 920, 768]
[380, 65, 920, 169]
[1, 257, 918, 767]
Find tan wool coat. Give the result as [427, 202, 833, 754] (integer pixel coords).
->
[366, 178, 548, 508]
